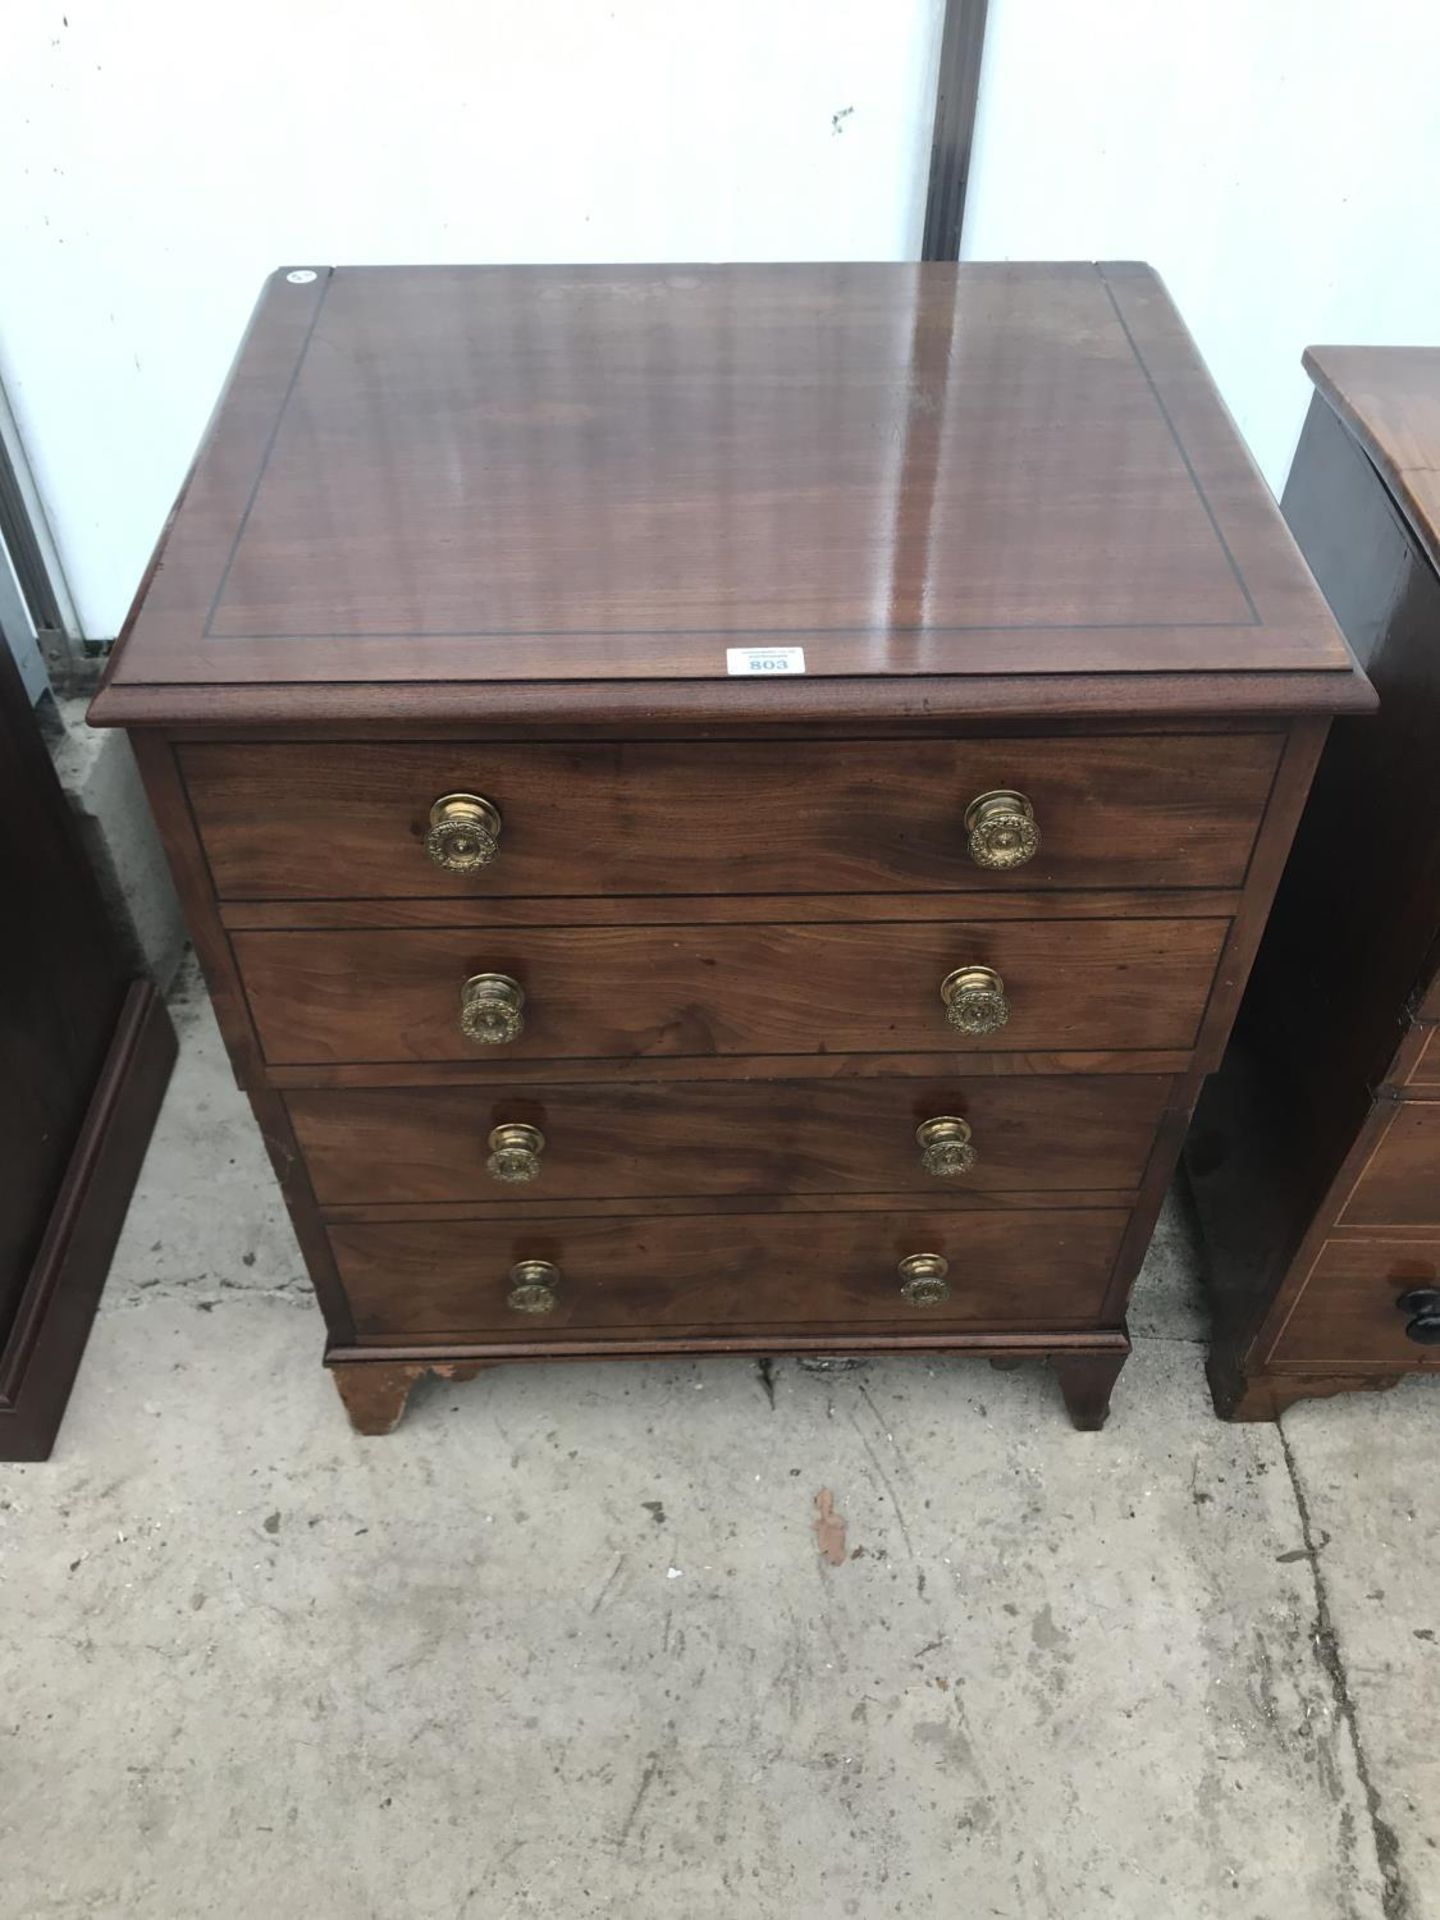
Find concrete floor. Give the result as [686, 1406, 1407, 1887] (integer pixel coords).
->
[3, 964, 1438, 1919]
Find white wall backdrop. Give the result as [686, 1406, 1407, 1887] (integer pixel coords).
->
[0, 0, 944, 639]
[964, 0, 1440, 498]
[3, 0, 1439, 643]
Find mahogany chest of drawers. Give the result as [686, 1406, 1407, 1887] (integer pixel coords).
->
[1189, 347, 1440, 1418]
[89, 263, 1368, 1434]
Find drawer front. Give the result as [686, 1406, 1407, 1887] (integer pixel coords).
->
[291, 1073, 1169, 1204]
[1402, 1027, 1440, 1089]
[329, 1208, 1128, 1339]
[1270, 1237, 1440, 1369]
[182, 735, 1280, 900]
[1338, 1104, 1440, 1227]
[235, 919, 1228, 1066]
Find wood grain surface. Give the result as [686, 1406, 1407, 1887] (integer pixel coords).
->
[89, 263, 1363, 729]
[1268, 1236, 1440, 1370]
[329, 1206, 1129, 1338]
[233, 917, 1229, 1066]
[1337, 1103, 1440, 1228]
[180, 733, 1280, 899]
[288, 1071, 1170, 1204]
[79, 266, 1370, 1426]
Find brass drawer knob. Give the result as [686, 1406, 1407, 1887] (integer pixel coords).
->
[898, 1253, 951, 1307]
[426, 793, 502, 871]
[916, 1116, 975, 1178]
[486, 1123, 545, 1183]
[964, 789, 1039, 871]
[941, 965, 1009, 1036]
[507, 1258, 560, 1315]
[460, 972, 525, 1044]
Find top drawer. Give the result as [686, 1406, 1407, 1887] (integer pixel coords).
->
[179, 735, 1280, 900]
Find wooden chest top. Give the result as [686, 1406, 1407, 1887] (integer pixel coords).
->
[91, 261, 1365, 728]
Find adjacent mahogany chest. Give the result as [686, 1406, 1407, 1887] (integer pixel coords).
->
[89, 263, 1368, 1434]
[1189, 347, 1440, 1418]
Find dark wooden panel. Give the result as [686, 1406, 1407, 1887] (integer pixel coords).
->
[181, 734, 1281, 900]
[89, 263, 1358, 720]
[1188, 716, 1328, 1077]
[1338, 1103, 1440, 1228]
[233, 917, 1229, 1066]
[288, 1072, 1170, 1205]
[329, 1206, 1128, 1339]
[0, 637, 176, 1457]
[1188, 1032, 1369, 1381]
[1249, 396, 1440, 1100]
[1269, 1237, 1440, 1370]
[131, 733, 268, 1088]
[1191, 356, 1440, 1415]
[0, 644, 130, 1340]
[0, 981, 176, 1460]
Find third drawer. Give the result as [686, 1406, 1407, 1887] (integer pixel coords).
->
[291, 1073, 1172, 1205]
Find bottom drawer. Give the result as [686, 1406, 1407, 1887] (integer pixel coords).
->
[329, 1208, 1127, 1340]
[1271, 1237, 1440, 1369]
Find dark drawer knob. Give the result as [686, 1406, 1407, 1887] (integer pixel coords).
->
[940, 965, 1010, 1036]
[460, 971, 525, 1045]
[916, 1116, 976, 1177]
[964, 789, 1039, 871]
[1398, 1287, 1440, 1345]
[426, 793, 502, 871]
[486, 1123, 545, 1183]
[898, 1252, 951, 1306]
[507, 1259, 560, 1315]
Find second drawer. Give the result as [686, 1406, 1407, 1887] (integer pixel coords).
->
[292, 1073, 1170, 1205]
[235, 918, 1228, 1065]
